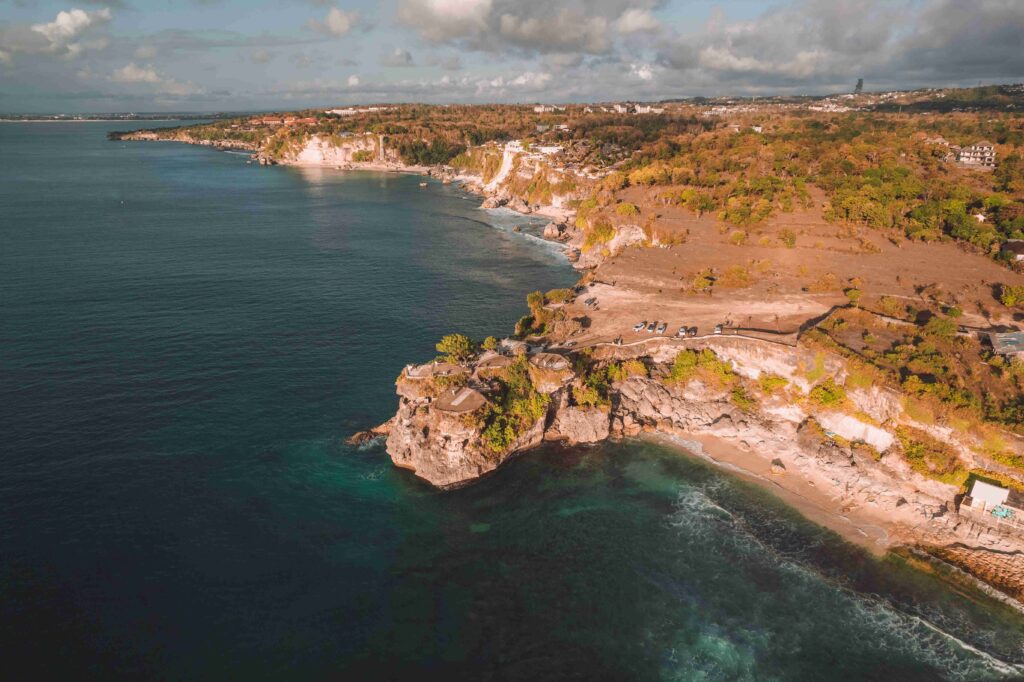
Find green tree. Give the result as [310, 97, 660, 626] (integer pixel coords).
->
[436, 333, 476, 361]
[1000, 284, 1024, 308]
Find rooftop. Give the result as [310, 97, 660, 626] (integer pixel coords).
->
[530, 352, 571, 371]
[435, 387, 487, 414]
[991, 331, 1024, 355]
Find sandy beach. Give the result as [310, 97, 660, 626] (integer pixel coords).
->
[647, 431, 899, 554]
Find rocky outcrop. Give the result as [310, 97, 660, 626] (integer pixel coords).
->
[387, 397, 547, 487]
[378, 340, 1024, 600]
[546, 405, 611, 444]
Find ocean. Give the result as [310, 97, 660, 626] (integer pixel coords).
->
[2, 122, 1023, 680]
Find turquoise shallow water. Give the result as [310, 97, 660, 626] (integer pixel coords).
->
[2, 122, 1024, 681]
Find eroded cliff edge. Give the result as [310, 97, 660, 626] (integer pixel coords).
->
[377, 332, 1024, 602]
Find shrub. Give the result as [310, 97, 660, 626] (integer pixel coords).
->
[583, 221, 615, 250]
[481, 336, 498, 351]
[481, 358, 550, 453]
[436, 333, 476, 361]
[729, 230, 748, 246]
[1000, 284, 1024, 308]
[352, 150, 374, 162]
[809, 378, 846, 406]
[691, 269, 715, 293]
[923, 315, 957, 341]
[572, 383, 604, 408]
[545, 288, 574, 304]
[730, 386, 757, 412]
[879, 296, 904, 318]
[607, 359, 647, 382]
[667, 348, 734, 386]
[896, 427, 967, 485]
[844, 288, 862, 306]
[615, 202, 639, 217]
[719, 265, 751, 288]
[758, 374, 789, 394]
[780, 229, 797, 248]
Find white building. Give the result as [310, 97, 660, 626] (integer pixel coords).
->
[968, 480, 1010, 511]
[958, 141, 996, 167]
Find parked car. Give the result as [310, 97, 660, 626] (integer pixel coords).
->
[713, 325, 723, 335]
[656, 322, 667, 334]
[633, 321, 646, 332]
[646, 321, 657, 332]
[688, 327, 698, 337]
[676, 325, 688, 337]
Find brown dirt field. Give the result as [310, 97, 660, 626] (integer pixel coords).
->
[553, 187, 1024, 348]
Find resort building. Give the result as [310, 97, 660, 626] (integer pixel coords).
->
[962, 479, 1023, 529]
[957, 141, 996, 167]
[990, 332, 1024, 357]
[1001, 240, 1024, 262]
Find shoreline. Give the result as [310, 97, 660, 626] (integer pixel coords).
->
[122, 131, 1024, 607]
[647, 431, 895, 554]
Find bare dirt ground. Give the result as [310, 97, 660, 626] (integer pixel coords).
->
[552, 188, 1024, 347]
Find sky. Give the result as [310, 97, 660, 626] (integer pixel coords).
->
[0, 0, 1022, 113]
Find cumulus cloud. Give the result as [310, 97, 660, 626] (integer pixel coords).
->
[396, 0, 493, 43]
[32, 7, 111, 46]
[649, 0, 1024, 91]
[630, 62, 654, 81]
[347, 74, 360, 86]
[110, 62, 203, 96]
[112, 62, 161, 84]
[308, 7, 360, 37]
[382, 47, 415, 67]
[615, 8, 660, 34]
[396, 0, 662, 55]
[0, 7, 113, 63]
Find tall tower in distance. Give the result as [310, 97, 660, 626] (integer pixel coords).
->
[854, 78, 864, 94]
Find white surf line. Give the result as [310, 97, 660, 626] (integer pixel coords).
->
[909, 610, 1024, 677]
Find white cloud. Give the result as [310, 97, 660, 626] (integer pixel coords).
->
[32, 8, 111, 45]
[397, 0, 662, 56]
[397, 0, 493, 42]
[112, 62, 162, 84]
[509, 71, 552, 88]
[347, 74, 360, 86]
[630, 62, 654, 81]
[110, 62, 204, 96]
[309, 7, 360, 37]
[615, 9, 660, 34]
[9, 7, 114, 60]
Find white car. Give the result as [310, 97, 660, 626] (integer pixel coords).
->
[714, 325, 723, 335]
[676, 325, 688, 337]
[633, 321, 646, 332]
[656, 322, 667, 334]
[646, 321, 657, 333]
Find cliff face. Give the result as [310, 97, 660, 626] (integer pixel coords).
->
[382, 340, 1024, 593]
[385, 369, 548, 488]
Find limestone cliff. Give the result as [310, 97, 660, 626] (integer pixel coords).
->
[380, 338, 1024, 600]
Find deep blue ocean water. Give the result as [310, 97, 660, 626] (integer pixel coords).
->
[2, 122, 1024, 681]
